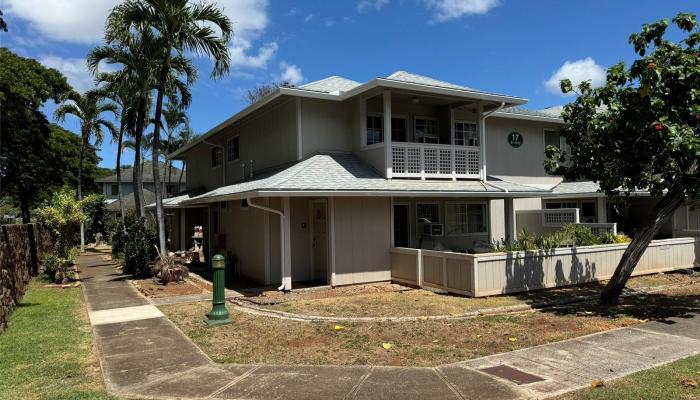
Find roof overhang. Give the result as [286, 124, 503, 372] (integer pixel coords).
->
[491, 111, 564, 124]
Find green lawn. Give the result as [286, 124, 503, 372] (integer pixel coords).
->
[559, 354, 700, 400]
[0, 282, 115, 400]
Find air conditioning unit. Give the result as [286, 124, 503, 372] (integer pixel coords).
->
[423, 223, 444, 237]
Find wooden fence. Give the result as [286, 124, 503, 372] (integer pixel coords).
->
[391, 237, 700, 297]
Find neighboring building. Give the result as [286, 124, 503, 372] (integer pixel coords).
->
[161, 71, 700, 290]
[96, 161, 186, 214]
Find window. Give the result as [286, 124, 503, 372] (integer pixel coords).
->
[110, 184, 119, 196]
[366, 114, 383, 145]
[391, 117, 407, 142]
[545, 201, 577, 209]
[416, 203, 440, 225]
[544, 130, 561, 150]
[445, 203, 487, 235]
[454, 121, 478, 146]
[415, 117, 439, 143]
[227, 136, 239, 162]
[211, 147, 223, 168]
[580, 200, 597, 223]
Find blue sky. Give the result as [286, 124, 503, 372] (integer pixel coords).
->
[1, 0, 698, 169]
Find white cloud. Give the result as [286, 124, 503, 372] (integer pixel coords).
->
[423, 0, 500, 22]
[279, 61, 303, 85]
[40, 56, 95, 92]
[304, 14, 314, 23]
[323, 18, 336, 27]
[230, 40, 278, 69]
[357, 0, 389, 12]
[544, 58, 606, 95]
[0, 0, 119, 43]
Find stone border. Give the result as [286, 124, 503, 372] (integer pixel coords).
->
[227, 282, 694, 323]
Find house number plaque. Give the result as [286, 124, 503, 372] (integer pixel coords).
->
[507, 131, 523, 148]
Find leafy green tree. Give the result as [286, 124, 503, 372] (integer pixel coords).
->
[54, 90, 117, 251]
[46, 124, 103, 195]
[161, 100, 189, 190]
[0, 10, 7, 32]
[34, 187, 87, 258]
[0, 49, 71, 222]
[106, 0, 232, 253]
[545, 13, 700, 305]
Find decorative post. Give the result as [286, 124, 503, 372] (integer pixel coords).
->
[206, 254, 231, 326]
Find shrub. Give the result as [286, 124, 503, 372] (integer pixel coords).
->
[107, 217, 127, 256]
[34, 187, 86, 258]
[560, 224, 600, 246]
[83, 194, 107, 244]
[153, 254, 189, 285]
[121, 213, 158, 277]
[490, 224, 626, 253]
[41, 247, 78, 283]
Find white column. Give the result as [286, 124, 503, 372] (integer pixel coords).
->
[488, 199, 506, 244]
[505, 198, 516, 245]
[281, 197, 292, 290]
[383, 90, 392, 179]
[478, 102, 486, 181]
[296, 98, 303, 160]
[450, 108, 456, 181]
[328, 197, 336, 286]
[263, 198, 271, 285]
[596, 197, 607, 223]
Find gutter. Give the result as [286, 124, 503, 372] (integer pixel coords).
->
[203, 139, 226, 187]
[246, 197, 290, 291]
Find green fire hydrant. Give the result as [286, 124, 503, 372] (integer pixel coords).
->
[206, 254, 232, 326]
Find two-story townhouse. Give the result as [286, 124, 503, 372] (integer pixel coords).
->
[163, 71, 700, 290]
[97, 161, 186, 215]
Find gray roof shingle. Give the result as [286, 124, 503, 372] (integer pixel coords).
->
[96, 161, 185, 183]
[385, 71, 478, 91]
[181, 154, 546, 205]
[551, 181, 601, 195]
[298, 76, 362, 93]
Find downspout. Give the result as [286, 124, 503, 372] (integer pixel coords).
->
[480, 101, 506, 187]
[246, 197, 290, 291]
[203, 139, 226, 186]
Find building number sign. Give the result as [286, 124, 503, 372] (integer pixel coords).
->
[507, 132, 523, 148]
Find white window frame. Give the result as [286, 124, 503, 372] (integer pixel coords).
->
[227, 135, 240, 162]
[211, 146, 223, 169]
[454, 120, 478, 147]
[445, 201, 488, 236]
[365, 112, 384, 147]
[414, 116, 440, 144]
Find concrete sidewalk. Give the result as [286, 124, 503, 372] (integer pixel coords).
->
[78, 251, 700, 400]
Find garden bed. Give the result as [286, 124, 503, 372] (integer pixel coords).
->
[132, 276, 211, 298]
[161, 275, 700, 367]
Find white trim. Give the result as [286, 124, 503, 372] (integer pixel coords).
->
[282, 197, 292, 289]
[453, 120, 479, 146]
[383, 90, 392, 179]
[477, 102, 485, 180]
[328, 197, 336, 286]
[296, 98, 302, 160]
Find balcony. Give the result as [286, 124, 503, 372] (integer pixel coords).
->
[391, 143, 480, 179]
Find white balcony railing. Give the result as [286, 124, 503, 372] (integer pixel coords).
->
[391, 143, 480, 179]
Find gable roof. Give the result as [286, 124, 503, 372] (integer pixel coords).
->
[105, 188, 156, 211]
[298, 76, 362, 93]
[179, 153, 547, 205]
[385, 71, 478, 92]
[96, 161, 185, 183]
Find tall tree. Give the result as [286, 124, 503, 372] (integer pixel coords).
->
[161, 100, 189, 191]
[0, 10, 8, 32]
[0, 49, 70, 221]
[545, 12, 700, 305]
[55, 89, 117, 251]
[107, 0, 232, 253]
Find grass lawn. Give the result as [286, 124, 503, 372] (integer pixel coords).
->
[557, 354, 700, 400]
[160, 281, 700, 367]
[259, 270, 699, 318]
[0, 281, 115, 400]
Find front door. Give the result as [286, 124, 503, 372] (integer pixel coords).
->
[393, 203, 410, 247]
[310, 200, 328, 283]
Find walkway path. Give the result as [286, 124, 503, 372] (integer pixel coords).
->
[78, 250, 700, 399]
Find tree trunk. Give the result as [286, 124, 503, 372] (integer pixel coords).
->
[152, 64, 169, 254]
[132, 94, 147, 218]
[116, 123, 125, 221]
[20, 196, 30, 223]
[599, 182, 687, 305]
[78, 130, 86, 252]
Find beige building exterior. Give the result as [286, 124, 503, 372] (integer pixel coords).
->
[160, 71, 700, 290]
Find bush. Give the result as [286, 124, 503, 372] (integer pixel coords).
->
[34, 187, 86, 258]
[560, 224, 600, 246]
[121, 213, 158, 278]
[41, 247, 77, 283]
[107, 217, 126, 255]
[83, 194, 107, 244]
[153, 254, 189, 285]
[491, 224, 628, 253]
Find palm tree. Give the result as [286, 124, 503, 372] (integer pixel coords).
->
[88, 29, 160, 218]
[54, 89, 117, 251]
[161, 101, 189, 192]
[107, 0, 232, 253]
[97, 72, 140, 221]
